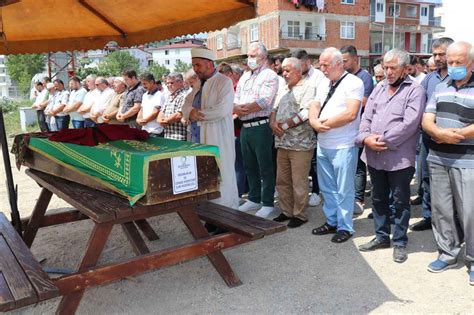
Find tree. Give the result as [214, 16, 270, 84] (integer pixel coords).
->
[147, 62, 169, 82]
[173, 60, 192, 74]
[5, 54, 45, 97]
[99, 51, 140, 76]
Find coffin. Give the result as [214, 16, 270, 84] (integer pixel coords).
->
[15, 135, 221, 205]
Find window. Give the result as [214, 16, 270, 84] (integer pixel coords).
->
[250, 23, 259, 42]
[406, 5, 417, 18]
[341, 0, 355, 4]
[148, 60, 153, 66]
[175, 49, 180, 55]
[0, 68, 5, 73]
[340, 21, 355, 39]
[305, 22, 313, 40]
[165, 60, 170, 65]
[421, 6, 428, 17]
[0, 77, 5, 83]
[376, 2, 384, 13]
[374, 42, 383, 53]
[389, 4, 400, 17]
[409, 33, 416, 52]
[287, 21, 300, 38]
[165, 50, 169, 55]
[216, 34, 223, 50]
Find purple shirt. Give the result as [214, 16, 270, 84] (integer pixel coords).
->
[355, 77, 426, 171]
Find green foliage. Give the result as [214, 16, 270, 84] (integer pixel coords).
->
[5, 54, 45, 96]
[146, 62, 170, 81]
[173, 60, 192, 74]
[99, 51, 140, 76]
[0, 98, 33, 114]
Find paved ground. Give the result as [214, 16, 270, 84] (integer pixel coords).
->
[1, 151, 473, 314]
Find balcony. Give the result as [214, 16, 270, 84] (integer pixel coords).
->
[227, 40, 241, 50]
[280, 31, 326, 41]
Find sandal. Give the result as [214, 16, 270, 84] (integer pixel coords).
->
[311, 223, 337, 235]
[331, 230, 352, 243]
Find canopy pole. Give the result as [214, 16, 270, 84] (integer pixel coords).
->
[0, 109, 22, 235]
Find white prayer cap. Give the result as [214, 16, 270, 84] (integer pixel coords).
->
[191, 47, 216, 61]
[114, 76, 126, 84]
[46, 82, 54, 89]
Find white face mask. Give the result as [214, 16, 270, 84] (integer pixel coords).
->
[247, 57, 259, 70]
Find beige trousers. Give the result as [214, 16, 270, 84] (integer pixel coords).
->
[276, 148, 313, 221]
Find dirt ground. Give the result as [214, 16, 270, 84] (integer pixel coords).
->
[1, 151, 473, 314]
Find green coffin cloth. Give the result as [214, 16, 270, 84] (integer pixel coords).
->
[27, 137, 221, 205]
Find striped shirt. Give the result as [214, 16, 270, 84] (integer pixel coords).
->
[234, 66, 279, 121]
[425, 73, 474, 168]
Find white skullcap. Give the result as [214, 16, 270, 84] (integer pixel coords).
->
[114, 76, 126, 84]
[46, 82, 54, 89]
[191, 47, 216, 61]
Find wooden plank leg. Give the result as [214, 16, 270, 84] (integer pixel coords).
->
[177, 206, 242, 287]
[121, 222, 150, 255]
[56, 223, 113, 315]
[134, 219, 159, 241]
[23, 188, 53, 248]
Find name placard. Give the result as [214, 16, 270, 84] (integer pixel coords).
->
[171, 156, 198, 194]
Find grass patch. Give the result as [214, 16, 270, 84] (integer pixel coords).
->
[1, 99, 39, 138]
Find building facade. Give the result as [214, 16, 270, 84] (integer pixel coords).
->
[207, 0, 371, 67]
[207, 0, 444, 71]
[147, 39, 205, 72]
[369, 0, 444, 66]
[0, 55, 19, 99]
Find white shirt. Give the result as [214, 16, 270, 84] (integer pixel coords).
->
[52, 90, 70, 117]
[317, 72, 364, 149]
[68, 87, 87, 121]
[141, 89, 165, 134]
[81, 89, 100, 119]
[307, 66, 330, 100]
[91, 87, 114, 116]
[33, 89, 48, 108]
[414, 72, 426, 84]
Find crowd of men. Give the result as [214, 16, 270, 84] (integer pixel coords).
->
[31, 38, 474, 285]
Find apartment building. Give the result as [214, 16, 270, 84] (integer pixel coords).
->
[207, 0, 371, 67]
[147, 39, 205, 72]
[369, 0, 444, 65]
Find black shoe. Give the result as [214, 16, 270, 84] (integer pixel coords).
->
[368, 212, 373, 219]
[393, 246, 408, 263]
[359, 238, 390, 252]
[273, 213, 291, 222]
[287, 218, 307, 228]
[331, 230, 352, 243]
[409, 218, 432, 231]
[410, 196, 422, 205]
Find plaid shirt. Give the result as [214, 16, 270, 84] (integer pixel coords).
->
[234, 66, 279, 121]
[162, 88, 187, 140]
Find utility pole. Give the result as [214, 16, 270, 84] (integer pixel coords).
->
[392, 0, 397, 49]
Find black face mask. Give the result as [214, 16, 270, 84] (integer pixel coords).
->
[389, 75, 406, 87]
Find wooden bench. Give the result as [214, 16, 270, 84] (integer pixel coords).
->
[195, 201, 287, 240]
[0, 213, 59, 312]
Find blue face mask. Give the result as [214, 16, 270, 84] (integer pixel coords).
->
[448, 65, 468, 80]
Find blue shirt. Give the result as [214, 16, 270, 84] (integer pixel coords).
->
[421, 69, 450, 101]
[355, 68, 374, 98]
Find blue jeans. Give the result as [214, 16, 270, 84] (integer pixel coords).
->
[55, 116, 70, 130]
[317, 145, 358, 233]
[72, 120, 85, 129]
[234, 136, 248, 197]
[84, 118, 96, 128]
[368, 166, 415, 247]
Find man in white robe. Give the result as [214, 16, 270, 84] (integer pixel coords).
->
[182, 48, 239, 209]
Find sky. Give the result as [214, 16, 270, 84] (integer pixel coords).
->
[439, 0, 474, 43]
